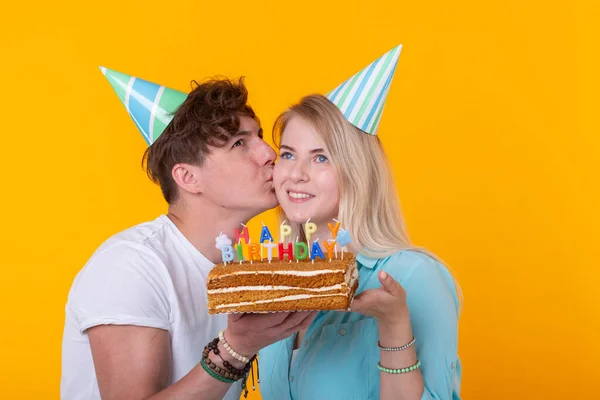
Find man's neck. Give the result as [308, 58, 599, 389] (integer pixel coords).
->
[166, 204, 255, 264]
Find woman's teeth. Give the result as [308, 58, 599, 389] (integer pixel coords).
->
[289, 192, 312, 199]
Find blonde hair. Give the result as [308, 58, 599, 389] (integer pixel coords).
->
[274, 94, 418, 257]
[273, 94, 463, 307]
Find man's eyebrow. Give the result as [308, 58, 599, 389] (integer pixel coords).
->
[231, 130, 251, 138]
[232, 127, 263, 138]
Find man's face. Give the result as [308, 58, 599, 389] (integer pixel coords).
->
[198, 116, 278, 214]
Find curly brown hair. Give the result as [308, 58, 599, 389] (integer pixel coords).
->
[142, 77, 258, 204]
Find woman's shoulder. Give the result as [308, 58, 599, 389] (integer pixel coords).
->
[356, 250, 437, 285]
[372, 249, 442, 274]
[374, 250, 456, 289]
[382, 250, 461, 310]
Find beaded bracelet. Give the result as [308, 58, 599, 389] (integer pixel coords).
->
[219, 329, 252, 363]
[377, 359, 421, 374]
[206, 338, 247, 377]
[202, 349, 242, 381]
[200, 358, 236, 383]
[378, 337, 415, 351]
[202, 342, 243, 381]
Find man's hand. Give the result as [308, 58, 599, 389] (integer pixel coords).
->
[225, 311, 318, 356]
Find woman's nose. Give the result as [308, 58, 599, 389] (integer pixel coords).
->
[289, 160, 309, 183]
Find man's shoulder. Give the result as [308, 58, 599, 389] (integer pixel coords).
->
[79, 215, 174, 276]
[67, 216, 174, 303]
[98, 215, 172, 251]
[65, 216, 178, 334]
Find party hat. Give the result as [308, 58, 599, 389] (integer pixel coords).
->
[100, 67, 188, 145]
[326, 45, 402, 135]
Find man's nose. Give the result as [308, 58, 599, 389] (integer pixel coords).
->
[257, 139, 276, 166]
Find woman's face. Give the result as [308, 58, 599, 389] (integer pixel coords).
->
[273, 116, 340, 225]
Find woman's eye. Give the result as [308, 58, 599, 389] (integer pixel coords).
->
[280, 152, 294, 160]
[315, 155, 329, 163]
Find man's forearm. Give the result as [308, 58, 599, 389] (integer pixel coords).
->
[145, 341, 249, 400]
[145, 362, 235, 400]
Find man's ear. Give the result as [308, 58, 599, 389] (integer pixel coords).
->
[172, 163, 203, 195]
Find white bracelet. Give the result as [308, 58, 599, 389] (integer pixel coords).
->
[219, 329, 251, 363]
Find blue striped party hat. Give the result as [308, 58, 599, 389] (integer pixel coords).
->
[100, 67, 188, 145]
[326, 45, 402, 135]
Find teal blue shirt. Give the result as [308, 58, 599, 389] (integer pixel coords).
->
[258, 250, 461, 400]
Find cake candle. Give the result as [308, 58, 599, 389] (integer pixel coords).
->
[328, 220, 341, 240]
[263, 242, 276, 262]
[305, 218, 317, 242]
[280, 220, 292, 243]
[215, 233, 234, 265]
[294, 242, 309, 262]
[311, 239, 324, 264]
[235, 223, 249, 245]
[335, 228, 352, 261]
[323, 240, 336, 262]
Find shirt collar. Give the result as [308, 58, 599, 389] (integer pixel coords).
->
[356, 253, 379, 269]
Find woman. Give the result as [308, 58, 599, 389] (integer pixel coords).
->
[258, 94, 462, 400]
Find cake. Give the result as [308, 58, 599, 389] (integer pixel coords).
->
[207, 254, 359, 314]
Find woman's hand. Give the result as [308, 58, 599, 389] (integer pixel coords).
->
[350, 270, 410, 331]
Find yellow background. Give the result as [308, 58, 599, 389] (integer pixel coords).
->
[1, 0, 598, 398]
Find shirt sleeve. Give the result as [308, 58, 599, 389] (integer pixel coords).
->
[66, 242, 172, 334]
[383, 252, 461, 400]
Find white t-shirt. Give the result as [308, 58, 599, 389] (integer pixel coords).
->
[61, 215, 241, 400]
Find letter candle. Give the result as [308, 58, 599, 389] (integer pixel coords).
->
[294, 240, 309, 262]
[280, 220, 292, 243]
[235, 223, 249, 244]
[264, 242, 277, 263]
[330, 219, 341, 260]
[323, 240, 336, 261]
[260, 222, 274, 261]
[278, 242, 294, 261]
[305, 218, 317, 253]
[236, 241, 244, 264]
[310, 239, 325, 263]
[215, 232, 234, 265]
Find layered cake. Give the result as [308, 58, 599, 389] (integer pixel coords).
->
[207, 254, 359, 314]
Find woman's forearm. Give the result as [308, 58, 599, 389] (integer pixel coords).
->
[378, 315, 424, 400]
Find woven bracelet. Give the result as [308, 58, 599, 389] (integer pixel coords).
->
[200, 357, 236, 383]
[377, 359, 421, 374]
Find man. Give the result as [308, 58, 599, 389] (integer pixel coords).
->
[61, 76, 315, 400]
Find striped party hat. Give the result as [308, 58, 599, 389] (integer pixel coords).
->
[326, 45, 402, 135]
[100, 67, 188, 145]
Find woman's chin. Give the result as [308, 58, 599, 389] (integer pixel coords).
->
[280, 208, 310, 224]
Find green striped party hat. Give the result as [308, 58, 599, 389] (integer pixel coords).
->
[100, 67, 188, 145]
[326, 45, 402, 135]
